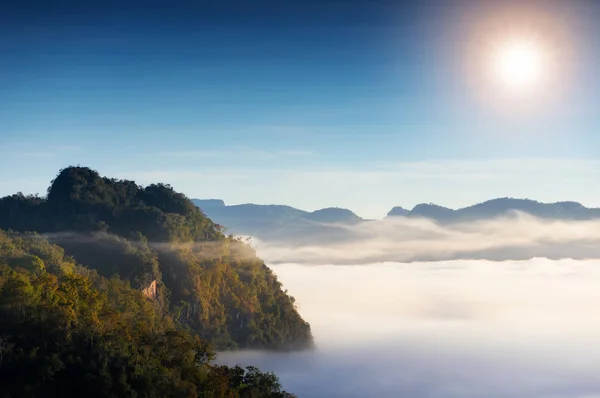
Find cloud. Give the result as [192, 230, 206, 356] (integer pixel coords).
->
[216, 259, 600, 398]
[41, 231, 259, 263]
[251, 213, 600, 265]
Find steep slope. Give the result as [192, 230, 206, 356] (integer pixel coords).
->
[0, 230, 297, 397]
[0, 167, 312, 350]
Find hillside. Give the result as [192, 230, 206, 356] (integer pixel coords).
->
[0, 167, 312, 351]
[0, 230, 297, 397]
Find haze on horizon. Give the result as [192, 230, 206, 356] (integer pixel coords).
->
[215, 213, 600, 397]
[2, 0, 600, 218]
[3, 1, 600, 397]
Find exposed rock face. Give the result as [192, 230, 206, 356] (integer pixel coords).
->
[142, 280, 157, 300]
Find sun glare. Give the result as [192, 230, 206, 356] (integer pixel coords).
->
[464, 4, 573, 108]
[492, 40, 546, 92]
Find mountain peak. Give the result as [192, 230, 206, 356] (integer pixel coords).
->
[306, 207, 362, 223]
[409, 203, 455, 220]
[387, 206, 410, 217]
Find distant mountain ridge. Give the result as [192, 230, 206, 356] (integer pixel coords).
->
[191, 199, 362, 242]
[395, 198, 600, 222]
[192, 198, 600, 242]
[193, 199, 225, 209]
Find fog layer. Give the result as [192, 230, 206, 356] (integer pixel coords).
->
[253, 213, 600, 264]
[219, 259, 600, 398]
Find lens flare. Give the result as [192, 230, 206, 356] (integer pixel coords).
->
[491, 39, 547, 93]
[462, 3, 573, 110]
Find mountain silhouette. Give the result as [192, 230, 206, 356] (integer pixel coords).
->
[392, 198, 600, 222]
[193, 197, 600, 242]
[191, 200, 362, 242]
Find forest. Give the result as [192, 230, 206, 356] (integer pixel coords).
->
[0, 166, 312, 397]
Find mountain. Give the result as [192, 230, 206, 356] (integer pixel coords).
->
[193, 199, 226, 209]
[388, 198, 600, 222]
[304, 207, 362, 224]
[0, 230, 297, 398]
[407, 203, 455, 221]
[193, 200, 362, 242]
[0, 167, 313, 351]
[192, 198, 600, 246]
[387, 206, 410, 217]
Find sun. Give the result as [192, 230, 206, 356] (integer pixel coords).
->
[463, 3, 573, 108]
[491, 39, 547, 93]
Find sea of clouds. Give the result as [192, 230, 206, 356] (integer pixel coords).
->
[218, 216, 600, 397]
[253, 213, 600, 264]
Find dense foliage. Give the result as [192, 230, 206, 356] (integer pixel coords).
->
[0, 231, 297, 397]
[0, 167, 312, 351]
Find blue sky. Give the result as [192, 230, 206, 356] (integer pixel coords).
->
[2, 0, 600, 218]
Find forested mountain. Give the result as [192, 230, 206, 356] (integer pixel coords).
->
[0, 231, 297, 397]
[0, 167, 312, 352]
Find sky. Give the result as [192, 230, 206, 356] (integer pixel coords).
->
[2, 0, 600, 218]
